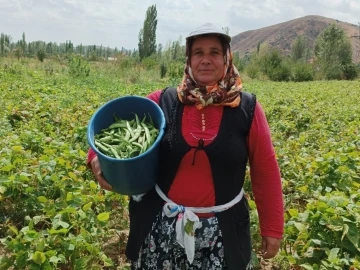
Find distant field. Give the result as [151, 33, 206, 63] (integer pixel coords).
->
[0, 58, 359, 269]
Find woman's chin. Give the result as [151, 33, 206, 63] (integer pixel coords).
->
[196, 79, 218, 87]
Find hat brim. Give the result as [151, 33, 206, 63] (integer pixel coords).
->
[186, 32, 231, 43]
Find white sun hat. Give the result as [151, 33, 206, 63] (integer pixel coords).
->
[186, 23, 231, 43]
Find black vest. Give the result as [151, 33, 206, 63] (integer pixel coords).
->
[126, 88, 256, 270]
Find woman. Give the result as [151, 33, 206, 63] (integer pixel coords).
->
[88, 23, 284, 270]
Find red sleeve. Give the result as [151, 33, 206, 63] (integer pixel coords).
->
[247, 102, 284, 239]
[86, 148, 97, 168]
[146, 89, 162, 104]
[86, 89, 163, 167]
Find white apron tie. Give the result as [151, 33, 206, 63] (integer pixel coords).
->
[155, 184, 244, 264]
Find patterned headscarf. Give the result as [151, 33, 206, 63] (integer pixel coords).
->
[177, 35, 243, 110]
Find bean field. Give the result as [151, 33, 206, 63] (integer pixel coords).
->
[0, 58, 359, 270]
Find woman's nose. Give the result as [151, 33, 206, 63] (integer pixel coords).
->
[201, 55, 211, 64]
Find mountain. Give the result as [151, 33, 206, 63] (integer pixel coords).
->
[230, 15, 360, 63]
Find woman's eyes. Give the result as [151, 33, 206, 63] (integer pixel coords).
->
[193, 51, 221, 56]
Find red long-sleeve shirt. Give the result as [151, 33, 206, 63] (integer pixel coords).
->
[87, 90, 284, 239]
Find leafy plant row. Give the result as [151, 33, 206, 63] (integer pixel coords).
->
[0, 59, 359, 269]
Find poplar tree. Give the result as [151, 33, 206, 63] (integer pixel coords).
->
[291, 35, 308, 61]
[0, 34, 5, 56]
[315, 23, 353, 79]
[22, 32, 26, 55]
[138, 5, 157, 60]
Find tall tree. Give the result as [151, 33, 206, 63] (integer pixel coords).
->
[291, 35, 308, 61]
[172, 40, 180, 60]
[0, 33, 5, 56]
[46, 42, 53, 55]
[257, 42, 261, 54]
[78, 43, 83, 55]
[21, 32, 26, 55]
[315, 23, 353, 79]
[28, 43, 33, 56]
[99, 45, 103, 57]
[157, 43, 163, 55]
[106, 46, 110, 59]
[138, 5, 157, 60]
[222, 26, 230, 35]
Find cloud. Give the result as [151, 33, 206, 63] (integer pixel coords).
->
[318, 0, 343, 8]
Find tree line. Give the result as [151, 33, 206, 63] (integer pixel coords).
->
[244, 24, 358, 81]
[1, 4, 358, 81]
[0, 32, 133, 61]
[136, 5, 358, 81]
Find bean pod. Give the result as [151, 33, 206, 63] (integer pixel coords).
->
[94, 113, 159, 159]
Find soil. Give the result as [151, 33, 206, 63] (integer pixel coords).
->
[102, 229, 131, 269]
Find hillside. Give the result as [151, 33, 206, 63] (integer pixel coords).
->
[231, 15, 360, 63]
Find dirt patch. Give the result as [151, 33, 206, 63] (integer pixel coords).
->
[102, 229, 131, 269]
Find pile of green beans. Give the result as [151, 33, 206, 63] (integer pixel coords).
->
[94, 113, 159, 159]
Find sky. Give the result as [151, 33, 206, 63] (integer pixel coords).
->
[1, 0, 359, 50]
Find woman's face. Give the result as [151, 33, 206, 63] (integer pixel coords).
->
[190, 35, 225, 86]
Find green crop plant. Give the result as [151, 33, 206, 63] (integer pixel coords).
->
[0, 58, 359, 269]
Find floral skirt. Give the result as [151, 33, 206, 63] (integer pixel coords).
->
[131, 212, 228, 270]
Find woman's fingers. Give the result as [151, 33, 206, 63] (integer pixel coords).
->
[261, 236, 281, 259]
[90, 157, 112, 191]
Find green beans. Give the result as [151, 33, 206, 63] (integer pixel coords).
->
[94, 113, 159, 159]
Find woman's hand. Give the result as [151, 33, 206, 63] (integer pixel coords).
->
[90, 156, 112, 191]
[261, 236, 281, 259]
